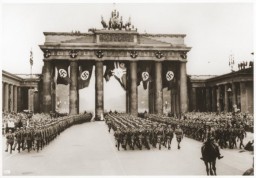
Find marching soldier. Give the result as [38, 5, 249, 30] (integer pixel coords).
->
[34, 126, 43, 152]
[13, 128, 22, 153]
[114, 126, 122, 151]
[175, 125, 183, 149]
[5, 129, 15, 154]
[165, 124, 174, 150]
[106, 117, 112, 133]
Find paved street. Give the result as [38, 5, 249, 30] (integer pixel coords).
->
[2, 122, 254, 176]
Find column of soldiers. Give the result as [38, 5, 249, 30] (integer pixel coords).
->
[4, 113, 93, 154]
[105, 112, 253, 151]
[148, 112, 253, 150]
[105, 113, 184, 151]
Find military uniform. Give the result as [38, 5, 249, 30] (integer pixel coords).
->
[5, 129, 14, 154]
[165, 125, 174, 150]
[175, 125, 183, 149]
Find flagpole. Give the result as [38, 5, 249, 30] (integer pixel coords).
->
[30, 48, 33, 78]
[30, 63, 32, 78]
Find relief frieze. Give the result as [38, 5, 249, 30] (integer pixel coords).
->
[99, 34, 134, 42]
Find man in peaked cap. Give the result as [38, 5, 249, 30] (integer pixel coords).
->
[5, 129, 14, 154]
[175, 125, 183, 150]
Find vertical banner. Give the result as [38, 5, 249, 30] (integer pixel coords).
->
[162, 62, 177, 90]
[112, 61, 127, 90]
[78, 62, 94, 89]
[104, 61, 127, 90]
[104, 61, 114, 81]
[56, 62, 70, 85]
[137, 61, 151, 90]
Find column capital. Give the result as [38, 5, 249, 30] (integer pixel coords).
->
[179, 60, 188, 63]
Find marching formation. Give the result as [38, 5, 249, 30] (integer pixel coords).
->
[105, 113, 184, 151]
[106, 112, 253, 152]
[3, 112, 92, 154]
[147, 112, 253, 150]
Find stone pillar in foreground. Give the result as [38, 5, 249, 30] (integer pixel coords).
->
[129, 61, 138, 116]
[42, 61, 52, 113]
[95, 61, 104, 120]
[69, 61, 79, 115]
[179, 62, 188, 113]
[154, 61, 163, 114]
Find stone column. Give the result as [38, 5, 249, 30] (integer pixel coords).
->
[205, 87, 210, 111]
[154, 61, 163, 114]
[69, 61, 79, 115]
[171, 89, 176, 115]
[9, 84, 13, 112]
[95, 61, 104, 120]
[17, 86, 21, 112]
[180, 62, 188, 113]
[34, 89, 39, 113]
[191, 87, 196, 111]
[2, 82, 4, 111]
[240, 82, 247, 113]
[126, 73, 130, 113]
[216, 85, 221, 113]
[42, 61, 52, 113]
[232, 83, 236, 109]
[129, 61, 138, 116]
[51, 65, 56, 113]
[148, 81, 154, 114]
[28, 88, 34, 112]
[211, 87, 217, 112]
[224, 84, 229, 112]
[4, 83, 9, 112]
[13, 85, 17, 113]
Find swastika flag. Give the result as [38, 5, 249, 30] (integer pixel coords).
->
[56, 62, 70, 85]
[162, 62, 177, 90]
[137, 61, 151, 90]
[78, 62, 93, 89]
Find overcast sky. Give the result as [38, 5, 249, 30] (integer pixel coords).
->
[2, 2, 254, 75]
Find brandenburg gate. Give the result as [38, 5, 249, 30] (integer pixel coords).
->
[40, 10, 191, 120]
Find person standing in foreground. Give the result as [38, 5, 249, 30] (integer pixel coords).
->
[5, 129, 15, 154]
[175, 125, 183, 149]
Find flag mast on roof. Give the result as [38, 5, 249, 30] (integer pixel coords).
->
[30, 48, 33, 78]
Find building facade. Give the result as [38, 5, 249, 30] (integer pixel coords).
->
[188, 67, 253, 114]
[2, 71, 41, 113]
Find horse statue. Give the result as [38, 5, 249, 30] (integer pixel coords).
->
[201, 138, 219, 175]
[101, 16, 108, 29]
